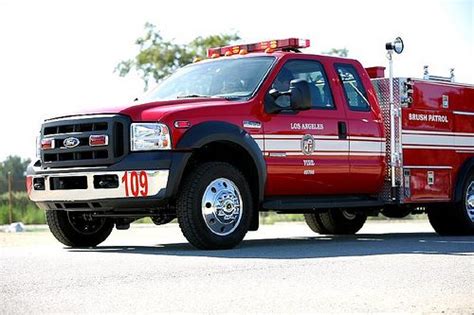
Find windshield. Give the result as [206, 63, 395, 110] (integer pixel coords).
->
[143, 56, 275, 101]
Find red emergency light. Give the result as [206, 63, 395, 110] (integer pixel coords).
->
[41, 138, 55, 150]
[89, 135, 108, 147]
[207, 38, 310, 58]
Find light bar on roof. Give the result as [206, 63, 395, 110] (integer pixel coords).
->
[207, 38, 310, 58]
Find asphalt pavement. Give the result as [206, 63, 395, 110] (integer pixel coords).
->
[1, 220, 473, 313]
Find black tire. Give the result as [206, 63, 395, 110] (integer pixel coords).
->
[381, 205, 412, 219]
[305, 209, 367, 235]
[45, 210, 114, 247]
[304, 213, 331, 234]
[427, 172, 474, 235]
[176, 162, 253, 250]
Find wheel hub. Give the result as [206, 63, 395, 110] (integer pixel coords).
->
[66, 212, 106, 235]
[202, 178, 243, 236]
[341, 210, 357, 220]
[466, 181, 474, 222]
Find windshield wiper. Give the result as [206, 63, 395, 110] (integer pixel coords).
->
[213, 94, 248, 101]
[222, 96, 245, 100]
[176, 94, 246, 101]
[176, 94, 211, 99]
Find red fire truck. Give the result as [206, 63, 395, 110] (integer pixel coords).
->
[27, 37, 474, 249]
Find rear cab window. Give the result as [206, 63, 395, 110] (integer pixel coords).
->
[335, 64, 370, 111]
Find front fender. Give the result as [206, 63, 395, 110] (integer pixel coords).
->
[172, 121, 266, 202]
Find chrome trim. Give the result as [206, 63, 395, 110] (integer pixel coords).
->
[269, 152, 287, 157]
[63, 137, 80, 149]
[36, 165, 108, 173]
[29, 170, 169, 202]
[403, 165, 452, 169]
[466, 181, 474, 222]
[453, 111, 474, 116]
[243, 121, 262, 129]
[201, 178, 243, 236]
[45, 114, 118, 123]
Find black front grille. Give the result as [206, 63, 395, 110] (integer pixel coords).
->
[44, 122, 108, 135]
[40, 115, 130, 168]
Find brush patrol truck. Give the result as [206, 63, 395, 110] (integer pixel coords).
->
[27, 37, 474, 249]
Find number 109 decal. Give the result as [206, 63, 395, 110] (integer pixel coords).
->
[121, 171, 149, 197]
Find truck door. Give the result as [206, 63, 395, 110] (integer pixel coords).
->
[263, 58, 352, 196]
[333, 63, 385, 194]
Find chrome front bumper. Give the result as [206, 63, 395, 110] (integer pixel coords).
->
[27, 170, 169, 202]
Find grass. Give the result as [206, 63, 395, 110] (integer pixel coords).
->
[0, 192, 46, 225]
[0, 205, 46, 224]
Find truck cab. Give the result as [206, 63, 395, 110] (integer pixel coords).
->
[260, 53, 385, 197]
[27, 38, 474, 249]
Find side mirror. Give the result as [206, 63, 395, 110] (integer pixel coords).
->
[289, 79, 311, 111]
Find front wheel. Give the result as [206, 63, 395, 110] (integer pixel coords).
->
[304, 209, 367, 235]
[176, 162, 253, 250]
[45, 210, 114, 247]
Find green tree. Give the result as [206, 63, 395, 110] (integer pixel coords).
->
[323, 48, 349, 57]
[0, 156, 31, 193]
[115, 23, 240, 90]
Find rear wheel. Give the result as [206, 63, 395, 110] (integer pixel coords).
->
[427, 173, 474, 235]
[304, 212, 330, 234]
[305, 209, 367, 235]
[45, 210, 114, 247]
[176, 162, 253, 249]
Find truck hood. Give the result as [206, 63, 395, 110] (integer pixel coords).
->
[47, 98, 233, 121]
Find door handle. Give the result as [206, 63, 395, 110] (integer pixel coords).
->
[338, 121, 347, 140]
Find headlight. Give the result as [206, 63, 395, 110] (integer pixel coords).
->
[130, 123, 171, 151]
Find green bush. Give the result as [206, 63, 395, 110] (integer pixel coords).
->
[0, 192, 45, 224]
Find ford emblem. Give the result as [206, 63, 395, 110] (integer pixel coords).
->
[63, 137, 80, 149]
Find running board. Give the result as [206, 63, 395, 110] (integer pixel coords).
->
[262, 196, 384, 211]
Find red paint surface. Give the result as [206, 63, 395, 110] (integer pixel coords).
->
[402, 79, 474, 202]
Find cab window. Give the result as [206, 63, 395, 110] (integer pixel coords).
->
[335, 64, 370, 111]
[271, 60, 334, 109]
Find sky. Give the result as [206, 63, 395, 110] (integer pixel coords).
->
[0, 0, 472, 161]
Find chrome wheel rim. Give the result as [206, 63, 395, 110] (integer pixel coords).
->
[201, 178, 243, 236]
[342, 210, 357, 220]
[466, 181, 474, 222]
